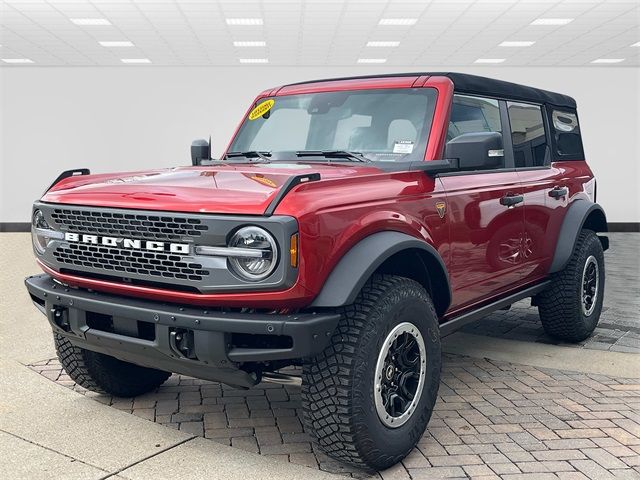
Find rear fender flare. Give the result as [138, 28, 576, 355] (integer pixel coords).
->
[550, 200, 608, 273]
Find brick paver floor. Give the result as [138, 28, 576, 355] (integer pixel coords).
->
[30, 354, 640, 479]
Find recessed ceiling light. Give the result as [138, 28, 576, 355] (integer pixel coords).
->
[2, 58, 33, 64]
[530, 18, 573, 26]
[239, 58, 268, 63]
[366, 41, 400, 47]
[591, 58, 625, 64]
[357, 58, 387, 64]
[474, 58, 506, 64]
[226, 18, 263, 26]
[121, 58, 151, 64]
[499, 41, 535, 47]
[99, 41, 133, 47]
[631, 42, 640, 47]
[70, 18, 111, 26]
[378, 18, 417, 26]
[233, 41, 266, 47]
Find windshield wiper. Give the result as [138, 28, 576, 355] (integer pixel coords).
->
[295, 150, 369, 162]
[225, 151, 272, 162]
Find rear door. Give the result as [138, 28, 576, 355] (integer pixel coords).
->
[439, 94, 526, 311]
[508, 101, 572, 279]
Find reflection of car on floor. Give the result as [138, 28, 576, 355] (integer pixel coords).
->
[25, 72, 608, 470]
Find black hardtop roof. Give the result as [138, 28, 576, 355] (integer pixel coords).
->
[285, 72, 577, 109]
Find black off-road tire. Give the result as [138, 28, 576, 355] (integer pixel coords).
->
[537, 229, 605, 342]
[54, 334, 171, 397]
[301, 274, 441, 471]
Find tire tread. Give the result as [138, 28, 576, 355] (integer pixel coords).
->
[301, 274, 440, 469]
[55, 334, 171, 397]
[537, 229, 604, 342]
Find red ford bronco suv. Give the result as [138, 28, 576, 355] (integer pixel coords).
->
[26, 73, 608, 470]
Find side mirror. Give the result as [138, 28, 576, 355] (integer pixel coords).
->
[444, 132, 504, 171]
[191, 138, 211, 166]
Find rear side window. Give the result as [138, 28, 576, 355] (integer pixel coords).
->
[550, 109, 584, 159]
[507, 102, 549, 168]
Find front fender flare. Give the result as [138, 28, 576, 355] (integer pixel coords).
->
[310, 231, 451, 313]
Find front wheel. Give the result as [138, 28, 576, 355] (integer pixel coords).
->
[537, 229, 605, 342]
[301, 274, 441, 470]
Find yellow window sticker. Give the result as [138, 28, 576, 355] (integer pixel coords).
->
[248, 99, 275, 120]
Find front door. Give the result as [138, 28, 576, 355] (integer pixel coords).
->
[439, 94, 526, 312]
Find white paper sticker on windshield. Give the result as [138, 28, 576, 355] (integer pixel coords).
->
[393, 140, 414, 154]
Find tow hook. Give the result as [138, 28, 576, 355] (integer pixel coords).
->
[51, 306, 71, 332]
[169, 328, 198, 360]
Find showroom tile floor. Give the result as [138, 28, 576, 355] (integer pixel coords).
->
[29, 233, 639, 479]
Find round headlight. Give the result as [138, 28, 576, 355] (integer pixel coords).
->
[31, 209, 52, 254]
[228, 226, 278, 281]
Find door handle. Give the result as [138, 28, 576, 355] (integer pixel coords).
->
[500, 194, 524, 207]
[549, 186, 568, 199]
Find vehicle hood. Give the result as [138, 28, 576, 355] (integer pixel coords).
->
[42, 163, 385, 215]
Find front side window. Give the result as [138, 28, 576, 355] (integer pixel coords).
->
[447, 94, 504, 169]
[228, 88, 437, 162]
[507, 102, 548, 168]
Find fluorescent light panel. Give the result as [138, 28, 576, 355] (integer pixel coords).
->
[226, 18, 263, 26]
[366, 41, 400, 47]
[357, 58, 387, 64]
[121, 58, 151, 64]
[239, 58, 268, 63]
[499, 41, 535, 47]
[71, 18, 111, 26]
[2, 58, 33, 64]
[474, 58, 506, 64]
[233, 41, 266, 47]
[99, 41, 133, 47]
[531, 18, 573, 26]
[378, 18, 417, 26]
[591, 58, 625, 64]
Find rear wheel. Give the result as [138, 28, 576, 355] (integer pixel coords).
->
[55, 334, 171, 397]
[301, 274, 441, 470]
[537, 229, 605, 342]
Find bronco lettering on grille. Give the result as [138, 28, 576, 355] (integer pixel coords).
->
[64, 232, 190, 254]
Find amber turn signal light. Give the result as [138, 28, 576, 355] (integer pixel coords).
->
[290, 234, 299, 267]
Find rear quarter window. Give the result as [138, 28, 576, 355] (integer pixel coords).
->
[549, 107, 585, 160]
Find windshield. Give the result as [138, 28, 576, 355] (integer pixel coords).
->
[228, 88, 437, 162]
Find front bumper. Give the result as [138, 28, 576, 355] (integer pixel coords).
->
[25, 274, 339, 388]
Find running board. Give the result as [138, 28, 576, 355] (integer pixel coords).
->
[261, 372, 302, 386]
[440, 280, 551, 337]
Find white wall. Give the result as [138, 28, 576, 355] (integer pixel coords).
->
[1, 66, 638, 223]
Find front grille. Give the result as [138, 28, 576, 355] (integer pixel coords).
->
[50, 208, 208, 241]
[53, 243, 210, 281]
[37, 202, 294, 294]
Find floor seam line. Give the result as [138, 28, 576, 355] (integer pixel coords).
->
[0, 428, 110, 473]
[97, 436, 197, 480]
